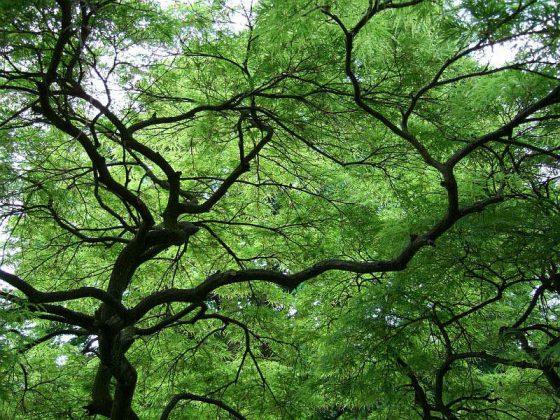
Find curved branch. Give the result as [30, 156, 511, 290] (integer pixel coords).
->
[17, 328, 87, 353]
[0, 269, 129, 320]
[132, 194, 503, 319]
[160, 392, 246, 420]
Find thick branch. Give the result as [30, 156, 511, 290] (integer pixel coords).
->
[161, 392, 246, 420]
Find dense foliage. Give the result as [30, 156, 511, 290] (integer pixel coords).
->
[0, 0, 559, 418]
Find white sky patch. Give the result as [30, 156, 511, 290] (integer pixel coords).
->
[55, 355, 68, 366]
[539, 165, 560, 183]
[475, 42, 519, 67]
[84, 42, 173, 115]
[226, 0, 256, 33]
[0, 277, 14, 292]
[158, 0, 256, 33]
[83, 0, 257, 113]
[54, 334, 77, 344]
[157, 0, 185, 8]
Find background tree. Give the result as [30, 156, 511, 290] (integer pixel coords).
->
[0, 0, 559, 418]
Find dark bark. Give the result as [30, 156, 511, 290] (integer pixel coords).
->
[161, 392, 246, 420]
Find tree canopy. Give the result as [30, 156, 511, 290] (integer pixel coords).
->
[0, 0, 559, 418]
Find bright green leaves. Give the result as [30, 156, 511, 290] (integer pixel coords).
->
[1, 0, 559, 418]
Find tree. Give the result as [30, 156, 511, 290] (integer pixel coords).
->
[0, 0, 559, 418]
